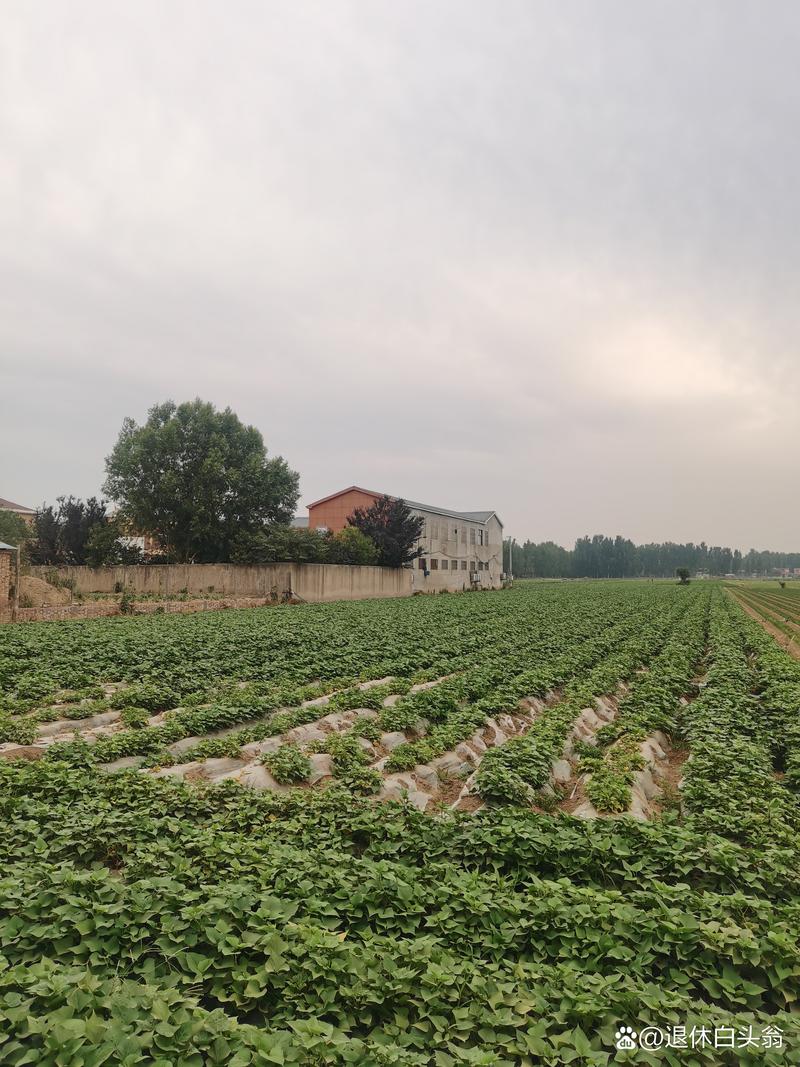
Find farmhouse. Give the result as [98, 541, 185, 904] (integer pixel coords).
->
[307, 486, 504, 590]
[0, 497, 36, 526]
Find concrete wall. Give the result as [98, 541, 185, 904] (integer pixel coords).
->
[30, 562, 413, 603]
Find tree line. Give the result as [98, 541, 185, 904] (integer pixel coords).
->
[505, 534, 800, 579]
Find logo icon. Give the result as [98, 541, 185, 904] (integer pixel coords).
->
[615, 1026, 638, 1051]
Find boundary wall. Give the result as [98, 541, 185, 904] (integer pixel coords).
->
[29, 562, 412, 603]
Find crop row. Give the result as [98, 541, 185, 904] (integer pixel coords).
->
[152, 586, 692, 800]
[473, 592, 696, 805]
[577, 590, 710, 813]
[1, 856, 798, 1066]
[681, 595, 800, 847]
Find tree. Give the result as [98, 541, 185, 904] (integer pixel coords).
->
[104, 399, 299, 563]
[676, 567, 691, 585]
[27, 497, 109, 565]
[0, 510, 31, 552]
[84, 517, 144, 566]
[347, 496, 424, 568]
[231, 527, 331, 564]
[329, 526, 379, 566]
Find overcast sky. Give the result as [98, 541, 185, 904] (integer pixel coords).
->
[2, 2, 799, 550]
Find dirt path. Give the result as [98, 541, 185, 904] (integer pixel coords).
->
[730, 591, 800, 661]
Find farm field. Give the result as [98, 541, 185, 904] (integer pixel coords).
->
[728, 582, 800, 660]
[1, 581, 800, 1064]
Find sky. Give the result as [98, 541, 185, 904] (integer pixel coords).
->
[2, 1, 799, 551]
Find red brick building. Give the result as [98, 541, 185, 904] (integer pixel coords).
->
[308, 487, 386, 533]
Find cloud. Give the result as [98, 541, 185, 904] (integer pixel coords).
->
[1, 1, 799, 549]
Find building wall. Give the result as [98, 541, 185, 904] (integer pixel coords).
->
[308, 489, 381, 532]
[0, 551, 10, 608]
[413, 511, 504, 591]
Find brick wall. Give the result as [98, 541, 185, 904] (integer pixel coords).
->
[4, 596, 280, 625]
[0, 551, 10, 609]
[308, 489, 381, 533]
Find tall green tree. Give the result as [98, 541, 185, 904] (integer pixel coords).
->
[104, 400, 299, 563]
[347, 495, 424, 568]
[27, 496, 108, 565]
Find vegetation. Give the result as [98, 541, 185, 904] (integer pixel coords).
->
[1, 582, 799, 1063]
[507, 533, 800, 578]
[232, 524, 379, 566]
[347, 494, 425, 567]
[26, 496, 113, 566]
[0, 510, 31, 552]
[104, 398, 300, 562]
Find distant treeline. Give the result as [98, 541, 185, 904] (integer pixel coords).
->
[505, 535, 800, 579]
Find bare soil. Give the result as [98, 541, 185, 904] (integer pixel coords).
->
[19, 575, 71, 607]
[650, 743, 689, 815]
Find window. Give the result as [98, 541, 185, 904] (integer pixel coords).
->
[485, 529, 490, 545]
[461, 560, 467, 570]
[470, 528, 476, 545]
[461, 528, 466, 543]
[453, 527, 458, 540]
[470, 560, 477, 572]
[430, 558, 438, 570]
[418, 557, 426, 570]
[477, 529, 483, 546]
[441, 559, 448, 570]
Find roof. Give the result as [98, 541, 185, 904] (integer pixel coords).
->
[0, 498, 35, 515]
[407, 502, 499, 525]
[307, 486, 385, 509]
[307, 486, 502, 527]
[0, 541, 17, 551]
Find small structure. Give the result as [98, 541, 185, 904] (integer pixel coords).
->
[0, 541, 20, 619]
[306, 486, 504, 590]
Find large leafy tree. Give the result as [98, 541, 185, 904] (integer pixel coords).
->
[104, 399, 299, 563]
[347, 495, 424, 568]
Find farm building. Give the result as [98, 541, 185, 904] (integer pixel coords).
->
[306, 486, 503, 591]
[0, 497, 36, 526]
